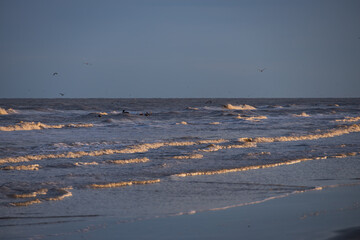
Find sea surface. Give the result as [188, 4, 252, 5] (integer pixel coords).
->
[0, 98, 359, 239]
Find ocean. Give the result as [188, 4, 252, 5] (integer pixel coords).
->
[0, 98, 360, 239]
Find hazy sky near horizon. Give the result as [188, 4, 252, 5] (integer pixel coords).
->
[0, 0, 359, 98]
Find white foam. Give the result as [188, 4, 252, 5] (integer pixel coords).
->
[236, 115, 267, 122]
[0, 107, 17, 115]
[335, 116, 360, 123]
[223, 104, 256, 110]
[0, 121, 93, 131]
[238, 124, 360, 143]
[292, 112, 310, 117]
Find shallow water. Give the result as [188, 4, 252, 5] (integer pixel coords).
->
[0, 98, 360, 238]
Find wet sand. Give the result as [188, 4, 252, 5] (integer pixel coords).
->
[69, 184, 360, 240]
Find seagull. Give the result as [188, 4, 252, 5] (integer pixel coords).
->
[59, 93, 65, 96]
[53, 72, 59, 76]
[258, 68, 266, 72]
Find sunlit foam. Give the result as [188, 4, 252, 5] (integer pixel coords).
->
[88, 179, 160, 188]
[238, 124, 360, 143]
[8, 189, 48, 198]
[292, 112, 310, 117]
[0, 107, 17, 115]
[335, 116, 360, 123]
[173, 152, 358, 177]
[106, 157, 149, 164]
[9, 199, 42, 207]
[223, 104, 256, 110]
[199, 142, 257, 152]
[1, 164, 40, 171]
[173, 154, 203, 160]
[74, 161, 99, 166]
[236, 115, 267, 121]
[176, 121, 188, 125]
[0, 121, 93, 131]
[45, 188, 72, 201]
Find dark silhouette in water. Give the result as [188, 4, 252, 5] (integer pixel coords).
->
[122, 110, 129, 114]
[53, 72, 59, 76]
[139, 112, 152, 117]
[59, 93, 64, 96]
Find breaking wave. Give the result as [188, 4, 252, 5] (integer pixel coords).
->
[8, 188, 73, 207]
[173, 152, 359, 177]
[223, 104, 256, 110]
[292, 112, 310, 117]
[1, 164, 40, 171]
[0, 121, 93, 131]
[335, 116, 360, 123]
[173, 154, 203, 160]
[199, 142, 257, 152]
[236, 115, 267, 122]
[0, 107, 17, 115]
[88, 179, 160, 188]
[0, 139, 226, 165]
[238, 124, 360, 143]
[74, 162, 99, 166]
[8, 189, 48, 198]
[106, 157, 150, 164]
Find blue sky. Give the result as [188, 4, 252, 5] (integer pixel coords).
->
[0, 0, 359, 98]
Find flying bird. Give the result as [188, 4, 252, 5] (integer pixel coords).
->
[257, 68, 266, 72]
[53, 72, 59, 76]
[59, 93, 65, 96]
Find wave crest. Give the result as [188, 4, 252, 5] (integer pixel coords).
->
[88, 179, 160, 188]
[0, 107, 17, 115]
[0, 121, 93, 131]
[223, 104, 256, 110]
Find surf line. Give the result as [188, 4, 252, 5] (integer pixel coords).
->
[173, 152, 359, 177]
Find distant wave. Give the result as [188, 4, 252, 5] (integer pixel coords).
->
[292, 112, 310, 117]
[0, 107, 17, 115]
[223, 104, 256, 110]
[236, 114, 267, 122]
[335, 116, 360, 123]
[0, 121, 93, 131]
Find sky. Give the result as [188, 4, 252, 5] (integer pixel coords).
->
[0, 0, 359, 98]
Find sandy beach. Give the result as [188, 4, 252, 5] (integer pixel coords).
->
[69, 184, 359, 240]
[4, 183, 358, 240]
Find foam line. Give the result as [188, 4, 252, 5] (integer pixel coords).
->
[0, 121, 93, 131]
[173, 152, 359, 177]
[88, 179, 160, 188]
